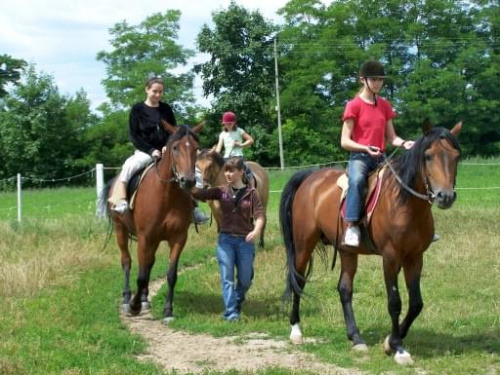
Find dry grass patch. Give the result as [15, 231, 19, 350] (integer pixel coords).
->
[0, 218, 113, 298]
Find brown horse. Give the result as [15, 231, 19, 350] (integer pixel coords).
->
[101, 122, 203, 322]
[196, 150, 270, 247]
[280, 120, 462, 365]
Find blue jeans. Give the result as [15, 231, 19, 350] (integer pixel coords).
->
[345, 152, 383, 222]
[217, 233, 255, 320]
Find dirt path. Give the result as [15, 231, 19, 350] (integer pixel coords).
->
[122, 279, 364, 375]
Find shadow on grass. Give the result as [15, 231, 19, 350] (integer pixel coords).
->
[358, 324, 500, 358]
[174, 290, 289, 319]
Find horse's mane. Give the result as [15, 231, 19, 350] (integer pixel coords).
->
[168, 125, 199, 144]
[198, 149, 225, 168]
[392, 127, 461, 203]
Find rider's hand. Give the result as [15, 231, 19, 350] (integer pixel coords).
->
[152, 150, 161, 159]
[367, 145, 381, 157]
[402, 140, 415, 150]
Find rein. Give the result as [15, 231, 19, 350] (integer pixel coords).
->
[153, 141, 181, 184]
[382, 150, 435, 204]
[153, 156, 179, 183]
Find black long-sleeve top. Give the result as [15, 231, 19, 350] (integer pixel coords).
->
[129, 101, 177, 155]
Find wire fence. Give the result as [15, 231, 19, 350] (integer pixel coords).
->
[0, 160, 499, 222]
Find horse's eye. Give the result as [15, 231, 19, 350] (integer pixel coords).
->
[424, 154, 432, 162]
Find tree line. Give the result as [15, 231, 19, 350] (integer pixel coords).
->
[1, 0, 498, 187]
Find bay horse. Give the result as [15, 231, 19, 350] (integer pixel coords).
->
[196, 150, 270, 247]
[101, 122, 203, 322]
[280, 120, 462, 365]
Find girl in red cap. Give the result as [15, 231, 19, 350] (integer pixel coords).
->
[216, 111, 254, 158]
[215, 111, 255, 186]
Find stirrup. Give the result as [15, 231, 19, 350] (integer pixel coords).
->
[193, 207, 209, 224]
[112, 200, 129, 214]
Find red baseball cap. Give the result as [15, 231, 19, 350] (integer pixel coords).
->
[222, 111, 236, 124]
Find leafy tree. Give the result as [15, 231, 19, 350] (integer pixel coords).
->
[0, 65, 95, 185]
[278, 0, 499, 160]
[96, 10, 196, 114]
[0, 54, 26, 99]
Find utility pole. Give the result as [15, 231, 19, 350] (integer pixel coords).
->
[273, 35, 285, 170]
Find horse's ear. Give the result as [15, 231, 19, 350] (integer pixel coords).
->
[192, 120, 205, 134]
[450, 121, 462, 137]
[161, 120, 177, 135]
[422, 118, 433, 136]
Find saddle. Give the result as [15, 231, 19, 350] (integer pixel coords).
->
[127, 163, 155, 210]
[337, 166, 386, 225]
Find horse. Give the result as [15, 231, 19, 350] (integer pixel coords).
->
[100, 122, 203, 322]
[280, 120, 462, 365]
[196, 150, 270, 247]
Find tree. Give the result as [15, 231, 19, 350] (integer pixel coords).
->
[96, 10, 196, 115]
[278, 0, 499, 159]
[0, 65, 95, 184]
[0, 54, 26, 99]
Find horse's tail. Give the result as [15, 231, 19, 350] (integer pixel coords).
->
[280, 168, 316, 299]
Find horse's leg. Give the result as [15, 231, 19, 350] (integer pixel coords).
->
[337, 252, 367, 351]
[382, 256, 414, 365]
[289, 235, 317, 345]
[129, 236, 158, 316]
[289, 270, 306, 344]
[398, 256, 424, 340]
[115, 221, 132, 311]
[259, 220, 266, 248]
[140, 253, 156, 311]
[163, 234, 188, 324]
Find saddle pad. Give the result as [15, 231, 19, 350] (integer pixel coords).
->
[129, 163, 155, 210]
[338, 166, 386, 223]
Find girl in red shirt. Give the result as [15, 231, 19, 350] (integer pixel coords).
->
[340, 60, 414, 247]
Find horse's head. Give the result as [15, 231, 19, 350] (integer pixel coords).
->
[162, 121, 203, 189]
[420, 119, 462, 209]
[196, 149, 225, 188]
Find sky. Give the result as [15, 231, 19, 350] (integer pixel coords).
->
[0, 0, 288, 111]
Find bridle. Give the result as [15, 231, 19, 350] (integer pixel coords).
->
[382, 149, 436, 204]
[153, 134, 196, 184]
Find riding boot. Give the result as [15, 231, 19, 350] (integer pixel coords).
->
[193, 200, 209, 224]
[109, 181, 129, 214]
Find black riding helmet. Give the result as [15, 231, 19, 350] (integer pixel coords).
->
[359, 60, 386, 107]
[359, 60, 387, 78]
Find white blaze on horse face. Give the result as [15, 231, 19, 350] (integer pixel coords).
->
[185, 141, 191, 147]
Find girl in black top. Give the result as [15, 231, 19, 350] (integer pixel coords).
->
[109, 77, 209, 223]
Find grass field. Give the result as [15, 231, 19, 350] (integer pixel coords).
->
[0, 159, 499, 374]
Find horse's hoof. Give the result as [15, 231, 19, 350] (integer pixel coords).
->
[128, 305, 141, 317]
[121, 304, 130, 314]
[352, 343, 369, 352]
[163, 316, 175, 325]
[290, 334, 304, 345]
[383, 335, 393, 355]
[394, 351, 414, 366]
[141, 301, 151, 310]
[289, 323, 303, 345]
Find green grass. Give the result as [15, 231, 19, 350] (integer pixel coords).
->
[0, 159, 499, 374]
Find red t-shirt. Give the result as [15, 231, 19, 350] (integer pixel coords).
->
[342, 96, 396, 151]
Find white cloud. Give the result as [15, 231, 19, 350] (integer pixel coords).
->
[0, 0, 291, 110]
